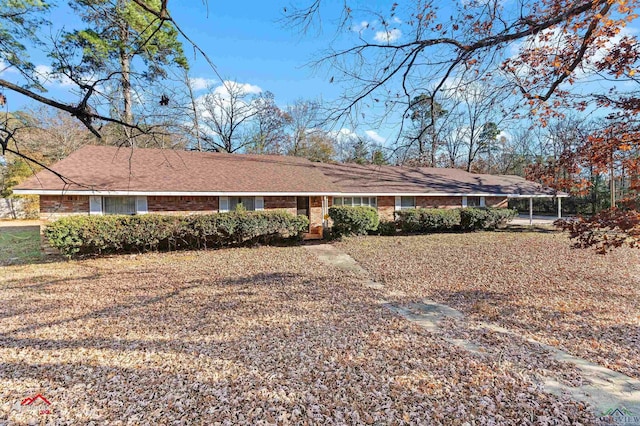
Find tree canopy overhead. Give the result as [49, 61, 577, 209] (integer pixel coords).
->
[288, 0, 638, 120]
[0, 0, 195, 153]
[286, 0, 640, 251]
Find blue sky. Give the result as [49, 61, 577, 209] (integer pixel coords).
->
[168, 2, 341, 104]
[7, 2, 344, 110]
[2, 1, 639, 149]
[4, 1, 397, 141]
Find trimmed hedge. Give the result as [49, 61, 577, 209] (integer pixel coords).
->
[394, 207, 516, 233]
[395, 208, 461, 233]
[44, 211, 310, 256]
[459, 208, 517, 231]
[374, 220, 398, 236]
[328, 206, 379, 236]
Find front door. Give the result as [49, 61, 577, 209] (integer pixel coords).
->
[296, 196, 310, 231]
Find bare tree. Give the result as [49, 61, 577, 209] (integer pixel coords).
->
[183, 71, 204, 151]
[0, 0, 219, 168]
[199, 81, 260, 153]
[284, 99, 323, 156]
[440, 109, 468, 168]
[246, 92, 292, 155]
[447, 83, 507, 172]
[285, 0, 635, 147]
[6, 107, 95, 163]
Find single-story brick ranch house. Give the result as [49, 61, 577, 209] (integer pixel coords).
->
[13, 145, 566, 237]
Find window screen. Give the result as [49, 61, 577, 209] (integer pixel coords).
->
[467, 196, 481, 207]
[229, 197, 255, 211]
[103, 197, 136, 215]
[333, 197, 377, 208]
[400, 196, 416, 210]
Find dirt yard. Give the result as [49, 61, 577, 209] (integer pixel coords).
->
[0, 242, 596, 424]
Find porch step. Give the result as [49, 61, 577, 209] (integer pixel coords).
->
[303, 232, 323, 240]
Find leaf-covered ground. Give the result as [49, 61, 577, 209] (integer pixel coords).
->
[338, 231, 640, 380]
[0, 246, 594, 424]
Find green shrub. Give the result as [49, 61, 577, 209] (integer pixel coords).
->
[44, 211, 310, 257]
[328, 206, 379, 236]
[373, 220, 397, 236]
[395, 208, 461, 233]
[459, 208, 517, 231]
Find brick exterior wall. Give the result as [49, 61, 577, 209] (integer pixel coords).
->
[377, 196, 396, 221]
[416, 196, 463, 209]
[309, 196, 324, 232]
[264, 196, 297, 215]
[38, 194, 509, 227]
[485, 196, 508, 208]
[147, 196, 218, 214]
[40, 195, 90, 220]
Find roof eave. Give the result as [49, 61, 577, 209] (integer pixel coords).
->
[12, 189, 569, 197]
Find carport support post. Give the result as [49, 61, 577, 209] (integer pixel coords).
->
[557, 197, 562, 219]
[529, 197, 533, 226]
[322, 196, 328, 228]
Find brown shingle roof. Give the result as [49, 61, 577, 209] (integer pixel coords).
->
[14, 145, 563, 196]
[313, 162, 562, 196]
[14, 145, 337, 193]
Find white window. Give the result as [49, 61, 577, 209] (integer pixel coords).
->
[103, 196, 136, 215]
[219, 196, 264, 212]
[333, 197, 377, 208]
[229, 196, 255, 211]
[400, 196, 416, 210]
[466, 196, 482, 207]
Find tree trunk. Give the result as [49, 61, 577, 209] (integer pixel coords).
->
[430, 132, 437, 167]
[184, 72, 202, 151]
[120, 53, 132, 126]
[610, 157, 616, 209]
[118, 0, 133, 143]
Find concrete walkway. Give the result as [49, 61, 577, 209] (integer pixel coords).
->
[0, 220, 42, 234]
[510, 214, 561, 226]
[304, 243, 640, 424]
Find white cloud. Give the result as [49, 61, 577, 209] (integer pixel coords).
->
[189, 77, 217, 91]
[35, 64, 53, 80]
[212, 80, 262, 98]
[497, 130, 510, 143]
[0, 59, 17, 75]
[328, 127, 358, 143]
[364, 130, 386, 144]
[34, 64, 75, 88]
[196, 80, 262, 125]
[506, 26, 637, 81]
[440, 75, 486, 102]
[351, 21, 369, 33]
[329, 128, 360, 162]
[391, 16, 402, 24]
[374, 28, 401, 43]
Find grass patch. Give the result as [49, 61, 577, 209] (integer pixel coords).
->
[0, 227, 43, 265]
